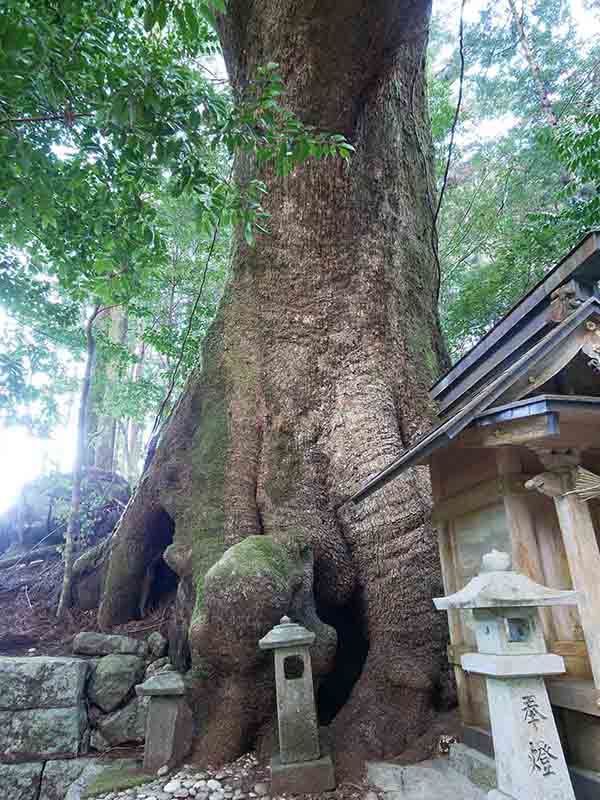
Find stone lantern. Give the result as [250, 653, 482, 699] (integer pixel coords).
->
[434, 551, 578, 800]
[348, 234, 600, 791]
[259, 616, 335, 794]
[136, 672, 193, 772]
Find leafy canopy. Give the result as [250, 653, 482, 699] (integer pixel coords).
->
[0, 0, 352, 430]
[430, 0, 600, 359]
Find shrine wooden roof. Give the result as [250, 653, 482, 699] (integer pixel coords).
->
[350, 232, 600, 505]
[434, 231, 600, 419]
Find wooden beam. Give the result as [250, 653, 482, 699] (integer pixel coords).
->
[432, 474, 532, 523]
[547, 678, 600, 717]
[552, 640, 593, 679]
[459, 413, 560, 449]
[437, 306, 553, 416]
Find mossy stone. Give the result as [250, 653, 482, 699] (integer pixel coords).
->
[205, 535, 301, 593]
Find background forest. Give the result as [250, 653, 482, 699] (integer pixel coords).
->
[1, 0, 599, 508]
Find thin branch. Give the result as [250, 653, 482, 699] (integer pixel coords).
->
[148, 168, 232, 440]
[433, 0, 467, 306]
[435, 0, 467, 231]
[149, 223, 220, 436]
[1, 111, 94, 127]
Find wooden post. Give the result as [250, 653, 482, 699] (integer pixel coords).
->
[553, 490, 600, 689]
[526, 463, 600, 690]
[496, 448, 557, 644]
[430, 457, 475, 725]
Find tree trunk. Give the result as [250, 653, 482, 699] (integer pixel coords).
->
[95, 307, 128, 473]
[99, 0, 452, 776]
[57, 306, 100, 620]
[126, 335, 146, 485]
[507, 0, 558, 126]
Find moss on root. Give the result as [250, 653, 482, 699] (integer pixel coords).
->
[185, 318, 228, 617]
[82, 766, 152, 798]
[191, 535, 305, 639]
[206, 535, 300, 591]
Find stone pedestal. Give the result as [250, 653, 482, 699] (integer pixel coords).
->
[485, 675, 574, 800]
[259, 617, 335, 794]
[136, 672, 192, 771]
[434, 551, 578, 800]
[271, 750, 336, 795]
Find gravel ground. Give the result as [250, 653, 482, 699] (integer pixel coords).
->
[89, 753, 380, 800]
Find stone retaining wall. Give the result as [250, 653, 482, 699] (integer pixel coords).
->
[0, 631, 171, 800]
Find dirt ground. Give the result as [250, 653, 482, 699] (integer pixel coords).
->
[0, 556, 167, 657]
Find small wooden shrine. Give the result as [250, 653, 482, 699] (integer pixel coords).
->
[352, 232, 600, 786]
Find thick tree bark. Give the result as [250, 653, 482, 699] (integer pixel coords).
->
[99, 0, 452, 776]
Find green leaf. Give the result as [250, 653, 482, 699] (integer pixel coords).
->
[143, 4, 155, 31]
[184, 3, 199, 38]
[156, 1, 168, 29]
[243, 221, 255, 246]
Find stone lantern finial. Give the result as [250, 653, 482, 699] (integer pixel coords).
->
[481, 549, 511, 572]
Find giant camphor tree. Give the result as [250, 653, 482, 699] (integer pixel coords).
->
[98, 0, 453, 776]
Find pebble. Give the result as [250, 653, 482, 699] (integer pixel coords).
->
[100, 755, 275, 800]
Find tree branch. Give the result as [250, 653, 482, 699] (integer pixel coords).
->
[1, 111, 94, 127]
[434, 0, 466, 230]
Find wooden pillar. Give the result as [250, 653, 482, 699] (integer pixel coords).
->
[553, 490, 600, 689]
[526, 464, 600, 690]
[496, 448, 556, 644]
[430, 456, 474, 725]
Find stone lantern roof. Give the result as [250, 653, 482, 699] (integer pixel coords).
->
[434, 556, 578, 611]
[259, 616, 316, 650]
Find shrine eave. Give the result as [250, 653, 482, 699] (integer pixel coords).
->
[349, 295, 600, 505]
[430, 230, 600, 413]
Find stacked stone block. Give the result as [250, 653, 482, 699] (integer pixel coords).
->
[0, 656, 89, 800]
[0, 631, 178, 799]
